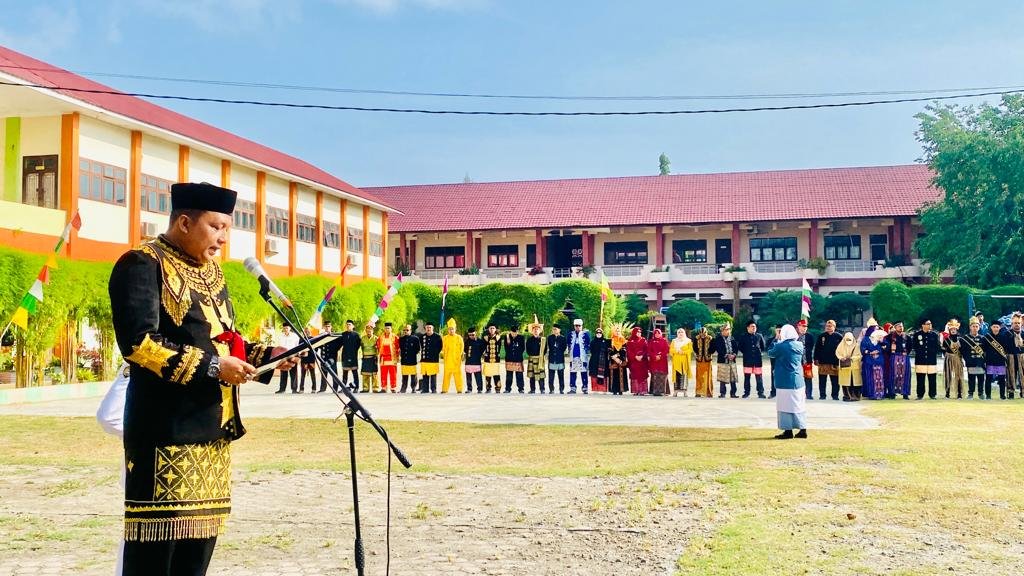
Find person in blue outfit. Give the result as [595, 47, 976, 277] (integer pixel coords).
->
[767, 324, 808, 439]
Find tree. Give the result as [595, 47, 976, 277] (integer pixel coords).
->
[915, 95, 1024, 288]
[823, 292, 870, 328]
[869, 280, 921, 326]
[621, 293, 649, 323]
[756, 289, 827, 333]
[665, 299, 712, 330]
[658, 153, 671, 175]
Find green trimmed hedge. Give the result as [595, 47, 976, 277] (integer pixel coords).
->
[869, 280, 1024, 327]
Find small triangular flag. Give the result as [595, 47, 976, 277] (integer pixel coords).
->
[37, 266, 50, 284]
[20, 294, 37, 314]
[45, 253, 59, 270]
[71, 211, 82, 231]
[10, 307, 28, 329]
[59, 222, 73, 243]
[28, 280, 44, 302]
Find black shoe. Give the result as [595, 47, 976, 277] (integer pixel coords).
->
[568, 389, 576, 394]
[795, 429, 808, 439]
[774, 430, 794, 440]
[769, 394, 776, 398]
[275, 389, 286, 394]
[757, 394, 766, 399]
[730, 394, 739, 398]
[742, 394, 750, 399]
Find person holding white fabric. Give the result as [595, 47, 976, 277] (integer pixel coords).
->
[95, 362, 131, 576]
[767, 325, 808, 439]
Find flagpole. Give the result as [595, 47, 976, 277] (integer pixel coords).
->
[0, 320, 13, 347]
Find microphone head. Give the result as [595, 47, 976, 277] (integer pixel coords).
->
[243, 257, 264, 276]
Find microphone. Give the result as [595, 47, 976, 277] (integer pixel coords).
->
[243, 257, 292, 308]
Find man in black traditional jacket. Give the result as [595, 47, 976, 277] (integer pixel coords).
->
[338, 319, 362, 392]
[418, 322, 443, 393]
[398, 323, 421, 393]
[911, 318, 941, 399]
[109, 182, 292, 576]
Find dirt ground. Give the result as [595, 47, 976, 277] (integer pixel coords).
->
[0, 465, 718, 576]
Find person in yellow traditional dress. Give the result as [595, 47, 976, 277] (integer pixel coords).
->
[693, 324, 715, 398]
[441, 318, 465, 393]
[670, 328, 694, 397]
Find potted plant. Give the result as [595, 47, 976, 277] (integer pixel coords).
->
[580, 264, 597, 277]
[798, 257, 830, 277]
[721, 265, 747, 282]
[456, 265, 482, 285]
[389, 258, 411, 277]
[525, 265, 550, 284]
[648, 265, 671, 283]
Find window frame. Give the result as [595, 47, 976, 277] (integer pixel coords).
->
[322, 221, 341, 248]
[486, 244, 520, 268]
[749, 237, 798, 262]
[296, 214, 317, 244]
[266, 207, 289, 238]
[424, 246, 466, 269]
[823, 234, 862, 260]
[346, 227, 364, 253]
[604, 241, 649, 265]
[78, 158, 127, 207]
[671, 239, 708, 263]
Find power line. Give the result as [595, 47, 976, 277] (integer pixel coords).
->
[1, 79, 1019, 116]
[2, 63, 1024, 102]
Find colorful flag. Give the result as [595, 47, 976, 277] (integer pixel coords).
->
[440, 273, 449, 328]
[10, 307, 28, 329]
[45, 254, 59, 270]
[368, 273, 404, 326]
[307, 286, 338, 332]
[37, 266, 50, 285]
[28, 280, 44, 302]
[800, 278, 813, 321]
[600, 272, 612, 303]
[70, 210, 82, 231]
[20, 293, 38, 315]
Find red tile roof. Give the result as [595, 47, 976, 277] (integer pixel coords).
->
[0, 45, 392, 211]
[368, 164, 940, 233]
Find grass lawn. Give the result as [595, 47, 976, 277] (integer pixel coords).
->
[3, 401, 1023, 575]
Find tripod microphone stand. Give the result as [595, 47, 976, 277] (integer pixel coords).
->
[258, 278, 412, 576]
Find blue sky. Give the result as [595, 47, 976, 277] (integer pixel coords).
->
[1, 0, 1022, 186]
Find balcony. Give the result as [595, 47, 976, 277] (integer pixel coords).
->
[600, 264, 645, 281]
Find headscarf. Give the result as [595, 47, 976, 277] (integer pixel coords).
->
[869, 326, 886, 345]
[674, 328, 691, 345]
[629, 326, 644, 342]
[836, 332, 857, 358]
[779, 324, 798, 342]
[652, 328, 664, 340]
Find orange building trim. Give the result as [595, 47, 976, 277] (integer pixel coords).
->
[129, 130, 142, 247]
[177, 145, 189, 182]
[362, 205, 370, 280]
[315, 190, 324, 274]
[381, 211, 388, 282]
[288, 182, 298, 276]
[255, 171, 266, 261]
[221, 159, 231, 260]
[59, 113, 79, 258]
[340, 198, 348, 285]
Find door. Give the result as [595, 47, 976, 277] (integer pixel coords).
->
[22, 155, 59, 209]
[715, 238, 732, 264]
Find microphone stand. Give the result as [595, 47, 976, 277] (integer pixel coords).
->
[258, 278, 411, 576]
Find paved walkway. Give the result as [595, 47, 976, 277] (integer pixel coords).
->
[0, 383, 877, 429]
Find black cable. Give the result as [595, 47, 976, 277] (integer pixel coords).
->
[1, 79, 1021, 116]
[3, 63, 1023, 101]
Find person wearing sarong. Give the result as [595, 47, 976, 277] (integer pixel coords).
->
[419, 323, 442, 393]
[626, 327, 649, 395]
[647, 329, 670, 396]
[912, 318, 941, 400]
[737, 321, 767, 398]
[526, 319, 547, 393]
[796, 320, 816, 399]
[109, 182, 285, 576]
[568, 318, 592, 394]
[670, 328, 693, 397]
[860, 326, 886, 399]
[941, 319, 966, 399]
[815, 320, 843, 401]
[481, 324, 503, 393]
[338, 320, 361, 392]
[884, 321, 912, 399]
[961, 318, 987, 399]
[440, 319, 465, 393]
[693, 325, 715, 398]
[835, 332, 862, 401]
[588, 327, 610, 393]
[1005, 314, 1024, 398]
[713, 324, 739, 398]
[398, 324, 420, 393]
[768, 324, 807, 439]
[982, 321, 1011, 399]
[547, 325, 568, 394]
[360, 323, 381, 393]
[608, 327, 629, 395]
[503, 326, 526, 393]
[462, 327, 484, 393]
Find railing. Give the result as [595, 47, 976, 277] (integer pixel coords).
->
[415, 269, 451, 281]
[483, 268, 524, 279]
[550, 267, 574, 279]
[831, 260, 877, 273]
[600, 265, 644, 277]
[674, 263, 720, 275]
[752, 261, 798, 273]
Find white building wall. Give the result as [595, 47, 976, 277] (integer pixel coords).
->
[188, 151, 220, 186]
[140, 135, 177, 181]
[264, 176, 290, 268]
[232, 165, 257, 203]
[78, 199, 129, 244]
[230, 230, 256, 261]
[79, 116, 131, 169]
[368, 208, 383, 278]
[345, 204, 364, 277]
[20, 116, 60, 157]
[322, 197, 341, 274]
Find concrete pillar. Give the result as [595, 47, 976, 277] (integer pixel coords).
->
[731, 223, 741, 264]
[655, 225, 664, 267]
[809, 220, 818, 259]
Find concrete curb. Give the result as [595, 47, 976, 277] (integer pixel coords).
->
[0, 381, 113, 406]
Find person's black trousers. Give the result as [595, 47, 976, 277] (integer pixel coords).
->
[123, 537, 216, 576]
[742, 372, 765, 397]
[548, 368, 565, 393]
[505, 371, 525, 393]
[299, 362, 317, 392]
[466, 371, 483, 392]
[818, 374, 839, 400]
[804, 377, 814, 399]
[915, 373, 938, 399]
[968, 373, 983, 398]
[401, 374, 417, 392]
[719, 382, 737, 398]
[277, 366, 298, 392]
[319, 359, 336, 392]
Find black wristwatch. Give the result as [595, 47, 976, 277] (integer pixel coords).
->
[207, 355, 222, 380]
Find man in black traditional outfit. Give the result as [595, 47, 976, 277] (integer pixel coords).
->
[110, 182, 293, 576]
[337, 319, 362, 392]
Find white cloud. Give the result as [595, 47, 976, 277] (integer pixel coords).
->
[136, 0, 301, 32]
[0, 4, 78, 57]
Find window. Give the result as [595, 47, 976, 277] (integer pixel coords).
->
[425, 246, 465, 269]
[869, 234, 888, 261]
[824, 235, 862, 260]
[78, 158, 126, 206]
[487, 244, 519, 267]
[22, 155, 58, 209]
[749, 237, 797, 262]
[347, 227, 364, 253]
[368, 232, 384, 257]
[232, 200, 257, 231]
[671, 240, 707, 263]
[296, 214, 317, 244]
[604, 241, 648, 265]
[322, 221, 341, 248]
[266, 207, 289, 238]
[140, 174, 173, 214]
[526, 244, 537, 268]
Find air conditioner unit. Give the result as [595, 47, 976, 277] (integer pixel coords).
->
[140, 221, 159, 240]
[265, 239, 279, 256]
[820, 222, 836, 233]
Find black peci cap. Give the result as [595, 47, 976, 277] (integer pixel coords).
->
[171, 182, 237, 215]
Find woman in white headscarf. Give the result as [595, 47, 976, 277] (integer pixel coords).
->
[767, 324, 807, 439]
